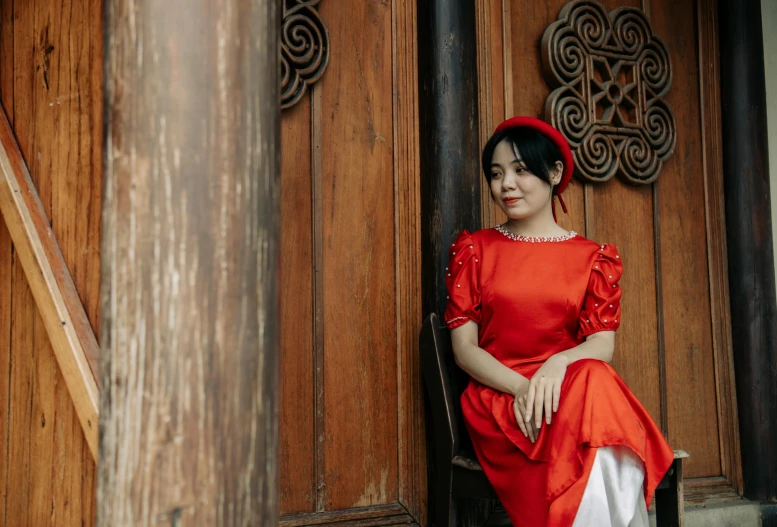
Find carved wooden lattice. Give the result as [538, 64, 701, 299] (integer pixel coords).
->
[542, 0, 676, 185]
[282, 0, 330, 110]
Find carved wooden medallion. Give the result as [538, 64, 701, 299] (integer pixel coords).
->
[542, 0, 676, 184]
[282, 0, 330, 110]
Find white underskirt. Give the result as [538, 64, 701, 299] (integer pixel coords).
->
[571, 446, 649, 527]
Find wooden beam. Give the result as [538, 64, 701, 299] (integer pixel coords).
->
[0, 107, 99, 461]
[718, 0, 777, 502]
[99, 0, 281, 524]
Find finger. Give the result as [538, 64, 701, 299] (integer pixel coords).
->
[529, 420, 538, 443]
[534, 378, 546, 429]
[525, 382, 536, 422]
[553, 382, 562, 413]
[514, 399, 528, 437]
[545, 382, 553, 425]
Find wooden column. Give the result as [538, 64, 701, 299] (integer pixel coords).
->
[418, 0, 482, 318]
[99, 1, 281, 525]
[719, 0, 777, 502]
[417, 2, 484, 526]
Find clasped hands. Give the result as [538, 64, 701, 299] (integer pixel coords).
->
[512, 354, 569, 443]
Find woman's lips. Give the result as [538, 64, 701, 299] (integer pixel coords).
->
[503, 197, 521, 205]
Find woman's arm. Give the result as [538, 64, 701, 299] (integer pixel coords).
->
[451, 320, 541, 442]
[524, 330, 616, 429]
[554, 330, 615, 367]
[450, 320, 529, 396]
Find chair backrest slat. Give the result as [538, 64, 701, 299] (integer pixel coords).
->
[419, 313, 473, 458]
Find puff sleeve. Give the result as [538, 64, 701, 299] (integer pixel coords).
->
[444, 231, 481, 329]
[578, 244, 623, 339]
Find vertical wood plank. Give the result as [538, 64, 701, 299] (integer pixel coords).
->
[0, 2, 13, 523]
[100, 0, 281, 524]
[651, 0, 721, 478]
[0, 0, 12, 112]
[392, 0, 425, 521]
[279, 95, 315, 516]
[312, 83, 326, 514]
[0, 221, 10, 526]
[319, 0, 398, 510]
[697, 0, 742, 492]
[5, 0, 98, 524]
[51, 0, 102, 335]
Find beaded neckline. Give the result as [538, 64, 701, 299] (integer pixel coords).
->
[494, 224, 578, 243]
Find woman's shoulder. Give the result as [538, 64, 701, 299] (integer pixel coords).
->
[569, 235, 621, 263]
[451, 227, 500, 246]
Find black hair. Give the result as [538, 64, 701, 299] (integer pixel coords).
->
[481, 127, 563, 188]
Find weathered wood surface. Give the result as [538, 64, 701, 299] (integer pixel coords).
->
[100, 0, 281, 525]
[0, 107, 99, 459]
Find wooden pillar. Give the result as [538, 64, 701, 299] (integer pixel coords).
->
[719, 0, 777, 502]
[99, 1, 281, 525]
[417, 2, 484, 526]
[418, 0, 482, 319]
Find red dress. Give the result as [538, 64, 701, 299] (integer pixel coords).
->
[444, 228, 674, 527]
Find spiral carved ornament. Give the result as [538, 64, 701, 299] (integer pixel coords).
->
[542, 0, 676, 185]
[282, 0, 330, 110]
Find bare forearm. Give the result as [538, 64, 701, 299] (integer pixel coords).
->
[454, 343, 528, 395]
[555, 331, 615, 366]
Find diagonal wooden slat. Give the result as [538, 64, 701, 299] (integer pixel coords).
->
[0, 106, 99, 461]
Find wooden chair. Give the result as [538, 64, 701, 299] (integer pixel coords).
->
[419, 313, 689, 527]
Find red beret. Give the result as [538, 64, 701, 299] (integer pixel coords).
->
[494, 116, 574, 196]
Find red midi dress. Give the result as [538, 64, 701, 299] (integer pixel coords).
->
[444, 228, 674, 527]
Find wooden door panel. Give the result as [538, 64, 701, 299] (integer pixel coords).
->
[279, 0, 423, 523]
[320, 0, 398, 511]
[651, 0, 722, 479]
[280, 95, 316, 515]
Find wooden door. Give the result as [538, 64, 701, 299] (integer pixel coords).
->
[475, 0, 741, 502]
[278, 1, 425, 525]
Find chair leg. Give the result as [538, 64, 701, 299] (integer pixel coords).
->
[435, 467, 454, 527]
[655, 458, 684, 527]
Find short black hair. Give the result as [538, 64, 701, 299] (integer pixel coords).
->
[481, 127, 563, 187]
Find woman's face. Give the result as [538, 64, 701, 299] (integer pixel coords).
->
[489, 139, 561, 221]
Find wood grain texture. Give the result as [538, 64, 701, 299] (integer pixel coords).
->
[650, 0, 721, 479]
[280, 94, 315, 515]
[696, 0, 742, 493]
[0, 4, 12, 524]
[100, 0, 281, 524]
[392, 0, 425, 522]
[280, 503, 414, 527]
[312, 83, 325, 514]
[0, 0, 100, 524]
[0, 108, 99, 457]
[319, 0, 398, 510]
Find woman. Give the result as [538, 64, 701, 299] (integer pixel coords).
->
[445, 117, 674, 527]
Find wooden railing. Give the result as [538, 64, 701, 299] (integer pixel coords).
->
[0, 107, 99, 461]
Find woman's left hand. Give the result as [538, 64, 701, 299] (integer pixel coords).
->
[524, 354, 569, 429]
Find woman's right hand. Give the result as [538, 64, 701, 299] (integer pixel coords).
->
[512, 380, 539, 443]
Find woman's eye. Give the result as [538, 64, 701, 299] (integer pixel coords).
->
[491, 172, 502, 179]
[515, 166, 527, 174]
